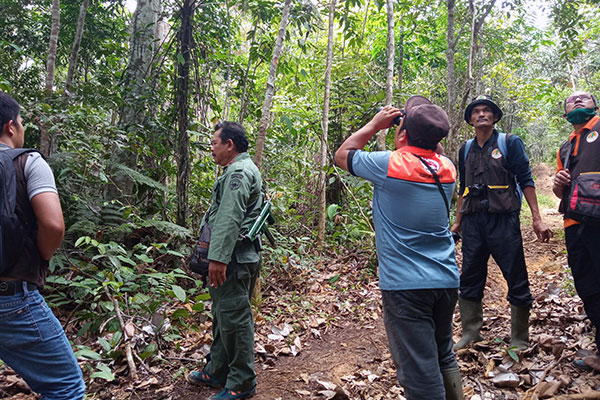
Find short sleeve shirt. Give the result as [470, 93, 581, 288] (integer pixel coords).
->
[350, 146, 459, 291]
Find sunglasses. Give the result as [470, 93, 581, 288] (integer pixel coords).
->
[566, 93, 593, 104]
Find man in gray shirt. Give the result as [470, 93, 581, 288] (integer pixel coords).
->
[0, 91, 85, 399]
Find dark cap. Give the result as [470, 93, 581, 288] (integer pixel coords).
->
[464, 94, 503, 124]
[405, 104, 450, 147]
[404, 95, 432, 112]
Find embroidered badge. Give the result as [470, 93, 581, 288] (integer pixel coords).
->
[491, 148, 503, 159]
[587, 131, 598, 143]
[230, 178, 242, 190]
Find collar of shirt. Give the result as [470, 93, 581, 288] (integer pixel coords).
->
[568, 115, 599, 157]
[398, 145, 438, 157]
[569, 115, 599, 141]
[472, 129, 498, 149]
[224, 152, 249, 170]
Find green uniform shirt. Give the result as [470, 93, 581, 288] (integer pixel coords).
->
[204, 152, 263, 265]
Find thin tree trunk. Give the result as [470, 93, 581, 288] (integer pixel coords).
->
[397, 19, 404, 93]
[445, 0, 459, 159]
[376, 0, 395, 150]
[360, 0, 370, 43]
[45, 0, 60, 92]
[176, 0, 193, 227]
[317, 0, 336, 245]
[223, 0, 232, 120]
[238, 18, 259, 124]
[40, 0, 60, 157]
[108, 0, 159, 200]
[65, 0, 90, 93]
[253, 0, 292, 171]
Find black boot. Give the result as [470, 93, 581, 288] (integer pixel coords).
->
[453, 298, 483, 350]
[441, 367, 464, 400]
[510, 305, 529, 350]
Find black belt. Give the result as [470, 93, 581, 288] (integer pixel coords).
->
[0, 281, 38, 296]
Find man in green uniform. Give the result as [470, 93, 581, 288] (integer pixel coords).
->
[189, 121, 263, 400]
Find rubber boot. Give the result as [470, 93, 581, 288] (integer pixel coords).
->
[510, 305, 529, 350]
[441, 367, 465, 400]
[453, 298, 484, 350]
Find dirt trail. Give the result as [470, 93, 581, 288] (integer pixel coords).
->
[2, 163, 599, 400]
[169, 163, 598, 399]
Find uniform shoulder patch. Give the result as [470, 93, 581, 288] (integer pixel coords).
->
[229, 173, 244, 190]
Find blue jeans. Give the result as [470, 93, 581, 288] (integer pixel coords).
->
[381, 288, 458, 400]
[0, 282, 85, 400]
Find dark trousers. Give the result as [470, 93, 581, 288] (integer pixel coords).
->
[460, 211, 533, 307]
[565, 224, 600, 351]
[381, 289, 458, 400]
[206, 259, 260, 391]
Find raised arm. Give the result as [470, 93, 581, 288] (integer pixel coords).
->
[335, 106, 403, 171]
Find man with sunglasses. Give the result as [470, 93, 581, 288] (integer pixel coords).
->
[553, 91, 600, 371]
[451, 95, 552, 351]
[335, 96, 464, 400]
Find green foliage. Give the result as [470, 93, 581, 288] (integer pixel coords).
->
[494, 337, 520, 362]
[45, 235, 207, 377]
[5, 0, 600, 384]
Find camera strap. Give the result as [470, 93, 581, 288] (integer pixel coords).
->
[412, 153, 450, 219]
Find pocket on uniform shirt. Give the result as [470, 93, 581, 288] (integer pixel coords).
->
[234, 240, 260, 265]
[487, 185, 519, 213]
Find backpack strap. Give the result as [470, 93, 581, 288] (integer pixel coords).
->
[463, 139, 474, 165]
[496, 131, 524, 204]
[5, 148, 37, 161]
[497, 132, 509, 158]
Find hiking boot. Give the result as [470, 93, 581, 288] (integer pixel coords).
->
[453, 298, 484, 350]
[510, 305, 529, 351]
[210, 386, 256, 400]
[441, 367, 464, 400]
[187, 368, 224, 388]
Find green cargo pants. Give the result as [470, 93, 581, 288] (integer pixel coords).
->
[205, 258, 260, 392]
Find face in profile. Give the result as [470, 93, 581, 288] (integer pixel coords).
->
[211, 129, 231, 166]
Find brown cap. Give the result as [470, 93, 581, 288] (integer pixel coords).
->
[404, 95, 431, 112]
[405, 104, 450, 147]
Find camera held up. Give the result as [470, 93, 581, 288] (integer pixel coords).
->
[376, 106, 405, 127]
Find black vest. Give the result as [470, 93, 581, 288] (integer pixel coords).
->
[461, 131, 521, 215]
[558, 118, 600, 220]
[4, 154, 45, 286]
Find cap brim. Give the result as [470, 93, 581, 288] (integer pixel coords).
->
[464, 100, 503, 124]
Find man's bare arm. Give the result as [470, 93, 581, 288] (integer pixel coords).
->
[334, 107, 403, 171]
[31, 192, 65, 260]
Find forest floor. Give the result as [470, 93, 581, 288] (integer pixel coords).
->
[2, 163, 600, 400]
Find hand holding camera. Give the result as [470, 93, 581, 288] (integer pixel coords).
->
[373, 106, 405, 130]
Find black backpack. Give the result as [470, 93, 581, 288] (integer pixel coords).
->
[0, 148, 37, 274]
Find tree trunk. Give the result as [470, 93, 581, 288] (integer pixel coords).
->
[107, 0, 159, 200]
[376, 0, 395, 151]
[445, 0, 460, 160]
[65, 0, 90, 93]
[40, 0, 60, 157]
[175, 0, 193, 227]
[253, 0, 292, 171]
[45, 0, 60, 92]
[238, 18, 259, 125]
[397, 20, 404, 93]
[317, 0, 336, 245]
[223, 0, 232, 120]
